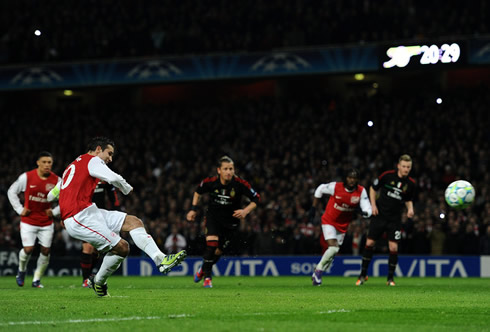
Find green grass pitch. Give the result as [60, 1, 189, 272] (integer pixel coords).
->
[0, 276, 489, 331]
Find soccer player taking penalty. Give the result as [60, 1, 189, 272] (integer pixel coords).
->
[49, 137, 186, 297]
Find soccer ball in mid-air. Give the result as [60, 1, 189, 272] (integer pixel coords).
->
[444, 180, 475, 209]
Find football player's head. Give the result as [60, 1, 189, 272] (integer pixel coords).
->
[397, 154, 412, 178]
[37, 151, 53, 176]
[344, 168, 360, 191]
[217, 155, 235, 183]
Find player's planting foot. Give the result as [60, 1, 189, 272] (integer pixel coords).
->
[89, 275, 109, 297]
[158, 250, 187, 274]
[194, 267, 204, 283]
[355, 275, 368, 286]
[387, 279, 396, 286]
[82, 278, 91, 288]
[311, 269, 322, 286]
[32, 280, 44, 288]
[16, 271, 26, 287]
[203, 277, 213, 288]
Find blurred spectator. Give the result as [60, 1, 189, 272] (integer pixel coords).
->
[164, 225, 187, 255]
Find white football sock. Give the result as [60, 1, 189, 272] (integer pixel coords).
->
[129, 227, 165, 265]
[95, 252, 125, 285]
[18, 249, 31, 272]
[316, 246, 339, 271]
[33, 253, 50, 281]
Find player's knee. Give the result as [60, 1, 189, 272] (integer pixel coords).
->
[40, 247, 51, 256]
[123, 215, 144, 231]
[112, 239, 130, 257]
[23, 247, 34, 255]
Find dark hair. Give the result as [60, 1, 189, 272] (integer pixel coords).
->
[86, 136, 115, 152]
[345, 168, 360, 179]
[38, 151, 53, 160]
[218, 155, 234, 167]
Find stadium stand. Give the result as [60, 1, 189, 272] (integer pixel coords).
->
[0, 0, 488, 64]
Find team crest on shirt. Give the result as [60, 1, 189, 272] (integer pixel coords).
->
[230, 188, 236, 197]
[351, 196, 360, 204]
[46, 183, 55, 192]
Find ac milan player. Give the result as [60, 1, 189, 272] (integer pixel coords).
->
[186, 156, 260, 288]
[55, 136, 186, 297]
[357, 154, 415, 287]
[8, 151, 61, 288]
[310, 168, 372, 286]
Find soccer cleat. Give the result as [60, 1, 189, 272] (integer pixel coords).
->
[82, 278, 91, 288]
[32, 280, 44, 288]
[88, 275, 109, 297]
[16, 271, 26, 287]
[203, 277, 213, 288]
[387, 279, 396, 286]
[312, 269, 322, 286]
[194, 267, 204, 283]
[158, 250, 187, 274]
[356, 275, 368, 286]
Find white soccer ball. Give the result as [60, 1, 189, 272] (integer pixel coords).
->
[444, 180, 475, 209]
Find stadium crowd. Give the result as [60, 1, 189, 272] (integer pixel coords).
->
[0, 87, 489, 258]
[0, 0, 488, 65]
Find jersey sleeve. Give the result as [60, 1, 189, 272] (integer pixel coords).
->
[47, 180, 61, 202]
[195, 178, 212, 195]
[7, 173, 27, 215]
[359, 188, 372, 217]
[314, 182, 335, 198]
[243, 182, 260, 204]
[88, 157, 133, 195]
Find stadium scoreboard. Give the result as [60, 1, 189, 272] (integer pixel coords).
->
[381, 41, 467, 69]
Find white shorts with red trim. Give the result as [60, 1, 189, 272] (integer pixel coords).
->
[63, 203, 127, 253]
[20, 222, 54, 248]
[321, 224, 346, 245]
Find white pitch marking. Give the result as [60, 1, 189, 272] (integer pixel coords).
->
[0, 315, 193, 326]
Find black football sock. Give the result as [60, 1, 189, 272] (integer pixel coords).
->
[81, 253, 93, 280]
[360, 245, 374, 277]
[202, 240, 219, 278]
[388, 251, 398, 280]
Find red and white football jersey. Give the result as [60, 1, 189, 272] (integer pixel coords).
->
[59, 154, 100, 220]
[315, 182, 369, 233]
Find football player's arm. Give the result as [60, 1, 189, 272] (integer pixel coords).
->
[233, 201, 257, 219]
[47, 179, 62, 218]
[405, 201, 414, 218]
[7, 173, 30, 216]
[309, 182, 335, 222]
[47, 181, 61, 202]
[233, 182, 260, 219]
[186, 192, 201, 222]
[360, 188, 372, 218]
[369, 186, 379, 216]
[88, 157, 133, 195]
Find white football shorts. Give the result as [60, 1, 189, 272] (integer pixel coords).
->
[63, 203, 127, 253]
[20, 222, 54, 248]
[322, 224, 345, 245]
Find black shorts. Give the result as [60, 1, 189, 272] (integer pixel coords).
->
[204, 217, 240, 250]
[367, 215, 402, 242]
